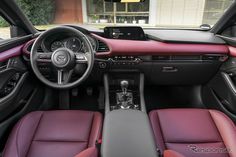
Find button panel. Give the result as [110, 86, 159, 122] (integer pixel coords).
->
[108, 56, 142, 65]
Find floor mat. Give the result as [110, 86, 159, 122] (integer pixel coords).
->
[70, 87, 104, 113]
[145, 85, 206, 112]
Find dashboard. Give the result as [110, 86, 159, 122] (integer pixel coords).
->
[21, 25, 230, 85]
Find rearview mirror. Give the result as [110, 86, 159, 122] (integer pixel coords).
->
[104, 0, 145, 2]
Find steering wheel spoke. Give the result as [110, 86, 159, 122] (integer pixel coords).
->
[75, 53, 88, 64]
[57, 69, 73, 85]
[36, 52, 53, 63]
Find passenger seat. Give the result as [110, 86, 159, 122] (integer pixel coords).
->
[149, 109, 236, 157]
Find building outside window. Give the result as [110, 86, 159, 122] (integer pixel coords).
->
[87, 0, 150, 25]
[203, 0, 234, 25]
[86, 0, 233, 27]
[10, 0, 234, 29]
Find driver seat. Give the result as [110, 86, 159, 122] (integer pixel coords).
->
[2, 110, 102, 157]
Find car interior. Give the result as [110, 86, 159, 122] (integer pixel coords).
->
[0, 0, 236, 157]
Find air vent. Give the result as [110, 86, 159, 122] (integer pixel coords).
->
[97, 40, 109, 53]
[152, 56, 171, 61]
[0, 60, 8, 71]
[172, 55, 201, 61]
[202, 55, 220, 61]
[27, 44, 32, 52]
[152, 55, 202, 61]
[27, 44, 44, 53]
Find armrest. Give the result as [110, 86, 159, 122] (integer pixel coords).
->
[102, 110, 158, 157]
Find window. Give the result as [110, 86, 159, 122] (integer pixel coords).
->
[14, 0, 235, 29]
[203, 0, 234, 25]
[0, 16, 10, 39]
[87, 0, 150, 24]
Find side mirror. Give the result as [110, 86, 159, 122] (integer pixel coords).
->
[200, 24, 211, 30]
[104, 0, 145, 2]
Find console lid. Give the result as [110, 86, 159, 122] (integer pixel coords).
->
[102, 110, 158, 157]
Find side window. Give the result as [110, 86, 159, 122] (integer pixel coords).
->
[0, 16, 10, 40]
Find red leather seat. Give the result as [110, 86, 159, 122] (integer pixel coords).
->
[2, 110, 102, 157]
[149, 109, 236, 157]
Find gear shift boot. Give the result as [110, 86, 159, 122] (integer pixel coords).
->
[115, 80, 137, 109]
[116, 92, 133, 109]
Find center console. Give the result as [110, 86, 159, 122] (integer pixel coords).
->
[101, 72, 158, 157]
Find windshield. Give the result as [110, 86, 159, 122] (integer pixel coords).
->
[15, 0, 234, 30]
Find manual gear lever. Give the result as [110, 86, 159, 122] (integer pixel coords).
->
[116, 80, 134, 110]
[121, 80, 129, 95]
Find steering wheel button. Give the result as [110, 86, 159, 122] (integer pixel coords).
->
[39, 54, 46, 59]
[76, 55, 85, 60]
[46, 54, 51, 58]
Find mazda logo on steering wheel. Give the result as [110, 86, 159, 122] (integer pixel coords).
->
[56, 55, 67, 63]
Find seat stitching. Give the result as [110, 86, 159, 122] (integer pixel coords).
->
[209, 110, 234, 157]
[15, 115, 29, 157]
[165, 141, 225, 144]
[33, 140, 87, 143]
[208, 110, 226, 143]
[25, 112, 44, 157]
[87, 112, 95, 147]
[155, 111, 166, 152]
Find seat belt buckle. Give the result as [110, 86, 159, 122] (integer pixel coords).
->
[96, 139, 102, 148]
[96, 139, 102, 157]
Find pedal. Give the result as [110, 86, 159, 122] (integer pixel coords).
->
[86, 87, 93, 96]
[98, 87, 105, 109]
[71, 88, 78, 97]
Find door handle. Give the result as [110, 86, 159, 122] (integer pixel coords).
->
[162, 66, 178, 73]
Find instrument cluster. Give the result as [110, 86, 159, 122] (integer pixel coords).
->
[42, 35, 98, 53]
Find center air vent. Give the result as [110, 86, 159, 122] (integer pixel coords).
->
[152, 55, 201, 61]
[172, 55, 201, 61]
[97, 40, 109, 53]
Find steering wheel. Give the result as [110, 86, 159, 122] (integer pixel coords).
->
[30, 26, 94, 89]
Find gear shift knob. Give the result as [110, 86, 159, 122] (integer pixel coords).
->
[121, 80, 129, 94]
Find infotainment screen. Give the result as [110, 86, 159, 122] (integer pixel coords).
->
[104, 26, 146, 41]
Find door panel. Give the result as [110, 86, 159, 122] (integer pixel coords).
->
[0, 36, 57, 154]
[205, 42, 236, 122]
[0, 38, 36, 153]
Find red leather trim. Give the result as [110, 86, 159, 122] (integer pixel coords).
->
[22, 35, 230, 58]
[92, 33, 229, 56]
[164, 150, 185, 157]
[149, 110, 166, 154]
[0, 45, 23, 62]
[22, 39, 35, 56]
[228, 46, 236, 57]
[74, 147, 98, 157]
[88, 112, 103, 147]
[209, 110, 236, 157]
